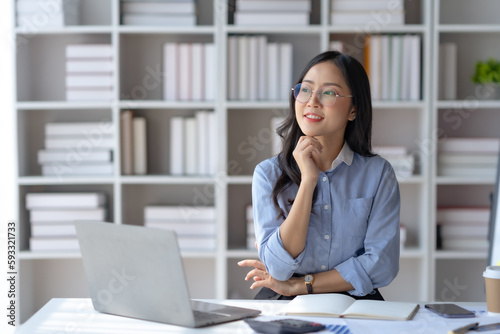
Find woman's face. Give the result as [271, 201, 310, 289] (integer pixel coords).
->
[295, 61, 356, 143]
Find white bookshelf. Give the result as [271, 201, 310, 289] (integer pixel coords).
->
[18, 0, 500, 323]
[430, 0, 500, 302]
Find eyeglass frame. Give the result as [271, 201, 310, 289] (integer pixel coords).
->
[291, 82, 353, 107]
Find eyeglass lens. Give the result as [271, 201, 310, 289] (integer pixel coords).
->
[293, 83, 338, 107]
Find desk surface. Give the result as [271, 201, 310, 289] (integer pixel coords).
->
[15, 298, 500, 334]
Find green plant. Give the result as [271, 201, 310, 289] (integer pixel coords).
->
[471, 58, 500, 84]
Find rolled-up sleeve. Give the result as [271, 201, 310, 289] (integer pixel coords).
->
[335, 162, 400, 296]
[252, 162, 305, 280]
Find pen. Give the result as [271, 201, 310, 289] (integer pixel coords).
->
[448, 322, 479, 334]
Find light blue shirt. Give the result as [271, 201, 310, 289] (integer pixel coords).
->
[252, 143, 400, 296]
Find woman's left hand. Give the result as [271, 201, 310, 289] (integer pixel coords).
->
[237, 259, 303, 296]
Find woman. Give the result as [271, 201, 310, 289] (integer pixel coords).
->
[238, 51, 400, 300]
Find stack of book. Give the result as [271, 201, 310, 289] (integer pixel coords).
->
[16, 0, 80, 29]
[366, 34, 421, 101]
[436, 207, 490, 252]
[38, 122, 115, 177]
[437, 138, 500, 178]
[121, 0, 196, 26]
[144, 205, 216, 251]
[169, 111, 216, 176]
[246, 204, 255, 250]
[65, 44, 114, 101]
[330, 0, 404, 26]
[120, 110, 147, 175]
[373, 146, 415, 178]
[163, 42, 215, 101]
[27, 192, 107, 252]
[231, 0, 311, 26]
[227, 36, 293, 101]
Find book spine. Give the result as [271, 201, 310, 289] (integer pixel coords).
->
[267, 43, 279, 101]
[279, 43, 293, 101]
[184, 117, 198, 175]
[238, 36, 249, 100]
[120, 110, 134, 175]
[191, 43, 204, 101]
[164, 43, 178, 101]
[133, 117, 147, 175]
[227, 36, 238, 101]
[204, 43, 216, 101]
[26, 192, 105, 209]
[178, 44, 192, 101]
[169, 117, 185, 175]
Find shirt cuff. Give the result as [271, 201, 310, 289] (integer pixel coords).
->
[335, 257, 374, 297]
[261, 230, 305, 281]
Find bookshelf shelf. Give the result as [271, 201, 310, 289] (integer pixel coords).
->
[437, 24, 500, 33]
[435, 177, 496, 186]
[120, 175, 215, 185]
[16, 101, 114, 110]
[118, 101, 216, 110]
[326, 24, 427, 34]
[117, 26, 216, 34]
[225, 26, 323, 34]
[17, 176, 115, 185]
[15, 26, 114, 34]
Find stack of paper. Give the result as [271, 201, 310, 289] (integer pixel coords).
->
[38, 122, 115, 178]
[169, 111, 217, 176]
[27, 192, 107, 252]
[121, 0, 196, 26]
[373, 146, 415, 178]
[144, 206, 216, 251]
[437, 138, 500, 178]
[330, 0, 405, 26]
[231, 0, 311, 26]
[65, 44, 114, 101]
[120, 110, 147, 175]
[366, 34, 421, 101]
[436, 207, 490, 251]
[163, 42, 215, 101]
[227, 36, 292, 101]
[16, 0, 80, 29]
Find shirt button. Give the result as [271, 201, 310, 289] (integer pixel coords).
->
[324, 234, 330, 240]
[322, 176, 327, 182]
[321, 265, 326, 270]
[324, 205, 329, 210]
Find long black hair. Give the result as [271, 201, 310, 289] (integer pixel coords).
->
[272, 51, 374, 216]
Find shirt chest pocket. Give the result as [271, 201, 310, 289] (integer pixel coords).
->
[341, 197, 373, 237]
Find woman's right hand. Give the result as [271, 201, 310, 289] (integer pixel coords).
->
[293, 136, 323, 184]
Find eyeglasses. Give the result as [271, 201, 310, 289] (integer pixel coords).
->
[291, 83, 353, 107]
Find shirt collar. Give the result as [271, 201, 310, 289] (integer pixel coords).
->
[330, 142, 354, 171]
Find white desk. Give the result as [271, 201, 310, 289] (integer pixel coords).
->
[15, 298, 500, 334]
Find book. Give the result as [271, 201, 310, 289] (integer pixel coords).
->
[30, 208, 107, 222]
[204, 43, 216, 101]
[37, 149, 113, 164]
[178, 43, 192, 101]
[184, 117, 198, 175]
[400, 34, 413, 100]
[133, 117, 147, 175]
[278, 294, 419, 320]
[66, 44, 113, 59]
[331, 11, 404, 26]
[31, 223, 77, 237]
[42, 163, 114, 177]
[409, 35, 421, 101]
[121, 2, 195, 14]
[257, 36, 267, 101]
[196, 111, 209, 175]
[238, 36, 249, 100]
[191, 43, 204, 101]
[29, 237, 80, 251]
[163, 42, 178, 101]
[267, 43, 279, 101]
[438, 138, 500, 153]
[437, 166, 497, 178]
[45, 122, 113, 136]
[280, 43, 293, 101]
[120, 110, 134, 175]
[380, 35, 391, 101]
[390, 35, 402, 100]
[122, 13, 196, 26]
[227, 36, 239, 101]
[66, 75, 113, 88]
[177, 236, 216, 251]
[248, 36, 259, 101]
[26, 192, 106, 209]
[169, 117, 185, 175]
[436, 207, 490, 224]
[368, 35, 381, 100]
[234, 12, 309, 26]
[207, 112, 217, 174]
[145, 205, 216, 222]
[440, 225, 489, 239]
[438, 153, 498, 165]
[441, 238, 488, 251]
[144, 221, 216, 236]
[236, 0, 311, 12]
[330, 0, 404, 11]
[439, 43, 457, 100]
[44, 135, 114, 150]
[66, 60, 113, 73]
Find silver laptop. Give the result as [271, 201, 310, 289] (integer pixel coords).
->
[75, 221, 261, 327]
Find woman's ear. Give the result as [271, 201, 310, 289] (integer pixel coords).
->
[349, 108, 356, 121]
